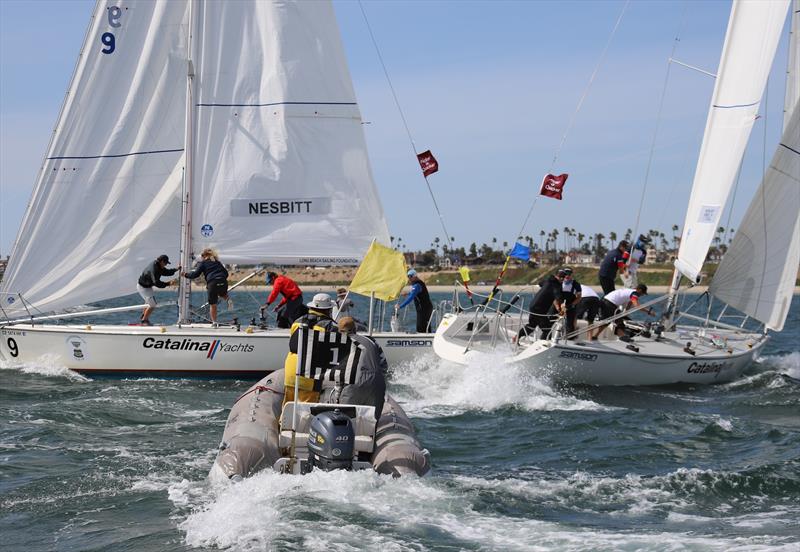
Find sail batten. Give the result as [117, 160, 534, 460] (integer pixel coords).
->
[675, 0, 791, 284]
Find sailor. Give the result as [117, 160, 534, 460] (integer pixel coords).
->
[284, 293, 340, 402]
[591, 284, 654, 340]
[396, 269, 434, 333]
[334, 287, 354, 319]
[516, 270, 565, 341]
[575, 284, 601, 325]
[182, 248, 230, 326]
[557, 268, 582, 337]
[330, 316, 387, 416]
[264, 272, 305, 328]
[622, 234, 651, 287]
[598, 240, 629, 294]
[136, 254, 181, 326]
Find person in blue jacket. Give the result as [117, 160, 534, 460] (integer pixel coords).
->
[182, 248, 230, 326]
[396, 269, 434, 333]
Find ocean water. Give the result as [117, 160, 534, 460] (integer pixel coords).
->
[1, 291, 799, 551]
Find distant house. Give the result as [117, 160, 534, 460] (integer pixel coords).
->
[565, 252, 594, 265]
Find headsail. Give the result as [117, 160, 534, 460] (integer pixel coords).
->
[675, 0, 790, 283]
[1, 1, 189, 315]
[189, 0, 390, 265]
[709, 60, 800, 330]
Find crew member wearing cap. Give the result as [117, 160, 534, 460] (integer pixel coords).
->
[622, 234, 651, 288]
[557, 268, 582, 338]
[397, 269, 434, 332]
[136, 254, 180, 326]
[598, 240, 629, 294]
[183, 248, 230, 326]
[590, 284, 654, 340]
[264, 271, 304, 328]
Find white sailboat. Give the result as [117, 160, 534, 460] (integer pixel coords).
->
[434, 0, 798, 386]
[0, 0, 433, 377]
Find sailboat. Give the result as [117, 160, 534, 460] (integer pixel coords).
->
[0, 1, 433, 377]
[433, 0, 798, 386]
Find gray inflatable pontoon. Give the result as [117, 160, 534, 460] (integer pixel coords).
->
[209, 327, 431, 480]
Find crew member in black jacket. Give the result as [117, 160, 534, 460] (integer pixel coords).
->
[183, 248, 230, 326]
[516, 271, 565, 341]
[137, 254, 180, 325]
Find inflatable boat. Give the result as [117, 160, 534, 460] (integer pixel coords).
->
[209, 325, 430, 480]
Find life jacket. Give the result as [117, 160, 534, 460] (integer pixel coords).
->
[414, 280, 433, 311]
[283, 311, 340, 403]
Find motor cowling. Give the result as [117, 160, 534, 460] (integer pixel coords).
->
[307, 409, 355, 471]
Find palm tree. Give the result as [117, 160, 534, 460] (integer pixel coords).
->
[539, 230, 546, 251]
[609, 231, 617, 249]
[624, 228, 632, 242]
[671, 224, 679, 250]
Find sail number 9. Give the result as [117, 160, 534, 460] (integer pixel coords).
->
[7, 337, 19, 358]
[101, 6, 123, 55]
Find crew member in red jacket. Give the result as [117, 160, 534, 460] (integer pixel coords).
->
[264, 272, 305, 328]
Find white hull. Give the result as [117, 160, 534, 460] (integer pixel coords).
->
[434, 313, 767, 386]
[0, 324, 432, 378]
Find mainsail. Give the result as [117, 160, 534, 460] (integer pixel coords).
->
[189, 0, 390, 265]
[2, 0, 391, 317]
[675, 0, 790, 284]
[1, 1, 189, 316]
[784, 0, 800, 129]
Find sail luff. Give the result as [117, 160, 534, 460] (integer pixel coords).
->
[3, 1, 102, 277]
[784, 0, 799, 130]
[674, 0, 790, 284]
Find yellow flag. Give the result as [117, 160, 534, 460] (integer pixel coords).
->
[349, 241, 407, 301]
[459, 266, 471, 283]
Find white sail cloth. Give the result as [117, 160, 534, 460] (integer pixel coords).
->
[190, 0, 390, 265]
[675, 0, 790, 284]
[784, 1, 799, 130]
[0, 1, 189, 316]
[709, 109, 800, 331]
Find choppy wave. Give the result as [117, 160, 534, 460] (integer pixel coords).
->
[173, 468, 798, 551]
[0, 354, 89, 382]
[758, 352, 800, 380]
[389, 352, 612, 417]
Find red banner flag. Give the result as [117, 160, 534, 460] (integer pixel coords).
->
[417, 150, 439, 177]
[539, 173, 568, 200]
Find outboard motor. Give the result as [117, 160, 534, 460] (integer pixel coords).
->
[307, 409, 355, 471]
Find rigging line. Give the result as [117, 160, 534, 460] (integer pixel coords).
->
[755, 79, 770, 313]
[721, 156, 745, 247]
[517, 0, 630, 241]
[548, 0, 630, 174]
[630, 2, 689, 251]
[357, 0, 453, 247]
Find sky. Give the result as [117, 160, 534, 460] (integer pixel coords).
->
[0, 0, 794, 257]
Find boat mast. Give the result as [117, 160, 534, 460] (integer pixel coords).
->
[178, 0, 197, 324]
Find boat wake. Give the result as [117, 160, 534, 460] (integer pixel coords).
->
[388, 353, 612, 417]
[0, 354, 88, 382]
[171, 464, 797, 551]
[758, 352, 800, 380]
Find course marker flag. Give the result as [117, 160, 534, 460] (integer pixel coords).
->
[417, 150, 439, 177]
[349, 241, 407, 301]
[508, 242, 531, 262]
[539, 173, 568, 200]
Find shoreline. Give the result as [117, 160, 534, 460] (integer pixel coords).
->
[179, 284, 800, 295]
